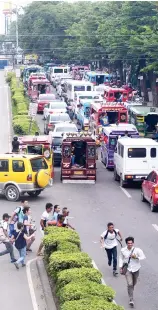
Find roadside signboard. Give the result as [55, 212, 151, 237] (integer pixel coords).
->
[28, 102, 38, 118]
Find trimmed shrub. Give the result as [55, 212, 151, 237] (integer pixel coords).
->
[13, 118, 38, 135]
[61, 298, 124, 310]
[49, 252, 92, 274]
[57, 241, 80, 253]
[58, 280, 115, 304]
[57, 267, 102, 288]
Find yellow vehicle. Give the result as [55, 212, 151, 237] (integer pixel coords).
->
[0, 153, 50, 201]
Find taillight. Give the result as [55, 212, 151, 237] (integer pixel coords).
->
[154, 187, 158, 194]
[27, 174, 32, 181]
[48, 123, 52, 128]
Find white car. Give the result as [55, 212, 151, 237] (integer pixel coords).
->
[43, 101, 67, 119]
[49, 122, 78, 137]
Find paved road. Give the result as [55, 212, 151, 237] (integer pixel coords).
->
[0, 74, 157, 310]
[36, 97, 158, 310]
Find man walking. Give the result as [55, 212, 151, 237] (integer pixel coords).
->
[100, 222, 122, 276]
[119, 236, 145, 307]
[9, 200, 28, 236]
[0, 213, 16, 263]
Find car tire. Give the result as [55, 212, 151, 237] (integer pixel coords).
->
[114, 166, 119, 181]
[150, 199, 156, 212]
[5, 185, 20, 202]
[141, 190, 146, 202]
[120, 175, 126, 188]
[27, 190, 41, 197]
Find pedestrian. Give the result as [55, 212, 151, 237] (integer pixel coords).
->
[23, 207, 35, 252]
[12, 136, 20, 153]
[37, 203, 53, 256]
[62, 207, 75, 230]
[52, 205, 61, 221]
[100, 222, 122, 276]
[119, 236, 145, 308]
[11, 222, 35, 270]
[9, 200, 28, 236]
[0, 213, 16, 263]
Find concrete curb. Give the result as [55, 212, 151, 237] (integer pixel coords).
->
[36, 258, 57, 310]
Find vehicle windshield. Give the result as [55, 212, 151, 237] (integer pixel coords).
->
[74, 86, 85, 91]
[27, 145, 43, 155]
[79, 96, 93, 100]
[50, 114, 70, 122]
[54, 68, 64, 73]
[56, 126, 77, 132]
[30, 157, 48, 172]
[52, 137, 63, 146]
[39, 94, 55, 100]
[50, 102, 66, 109]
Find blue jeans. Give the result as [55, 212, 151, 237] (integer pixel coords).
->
[9, 224, 14, 237]
[71, 155, 75, 166]
[16, 247, 26, 265]
[105, 246, 117, 271]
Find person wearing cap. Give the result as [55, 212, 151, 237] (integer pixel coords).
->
[0, 213, 16, 263]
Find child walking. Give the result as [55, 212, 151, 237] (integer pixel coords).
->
[11, 222, 35, 269]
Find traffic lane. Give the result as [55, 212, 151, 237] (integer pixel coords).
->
[46, 163, 158, 310]
[0, 72, 11, 152]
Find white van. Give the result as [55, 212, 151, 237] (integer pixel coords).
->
[50, 66, 70, 83]
[66, 80, 94, 103]
[114, 138, 158, 187]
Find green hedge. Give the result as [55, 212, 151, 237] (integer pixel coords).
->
[58, 280, 115, 304]
[6, 72, 39, 135]
[44, 224, 124, 310]
[57, 267, 102, 288]
[61, 298, 124, 310]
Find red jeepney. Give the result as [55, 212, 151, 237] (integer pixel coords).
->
[18, 135, 54, 184]
[28, 73, 46, 95]
[61, 133, 96, 183]
[104, 86, 128, 102]
[29, 78, 51, 100]
[90, 102, 128, 136]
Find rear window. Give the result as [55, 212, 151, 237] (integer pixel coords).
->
[50, 103, 66, 109]
[52, 137, 63, 146]
[128, 148, 146, 158]
[54, 68, 63, 73]
[39, 95, 55, 100]
[74, 86, 85, 91]
[27, 145, 43, 155]
[30, 158, 48, 172]
[56, 127, 77, 133]
[50, 114, 70, 122]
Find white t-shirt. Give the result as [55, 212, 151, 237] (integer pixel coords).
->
[40, 211, 51, 230]
[101, 229, 119, 249]
[0, 221, 9, 242]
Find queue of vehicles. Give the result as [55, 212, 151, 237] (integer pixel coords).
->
[5, 63, 158, 211]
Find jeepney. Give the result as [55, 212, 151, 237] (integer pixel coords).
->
[18, 135, 54, 184]
[27, 73, 46, 95]
[84, 71, 111, 85]
[90, 102, 128, 136]
[23, 65, 43, 84]
[101, 124, 139, 169]
[29, 78, 51, 100]
[61, 132, 96, 183]
[104, 86, 128, 102]
[128, 106, 158, 137]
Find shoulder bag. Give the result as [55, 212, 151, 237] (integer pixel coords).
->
[121, 248, 135, 275]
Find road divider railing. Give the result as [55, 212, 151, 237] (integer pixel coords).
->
[43, 226, 124, 310]
[6, 72, 39, 135]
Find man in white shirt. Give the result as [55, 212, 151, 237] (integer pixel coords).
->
[119, 236, 145, 307]
[100, 222, 122, 276]
[0, 213, 16, 263]
[37, 202, 53, 256]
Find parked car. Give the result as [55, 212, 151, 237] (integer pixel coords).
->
[44, 113, 71, 134]
[37, 93, 56, 113]
[43, 101, 67, 119]
[141, 170, 158, 212]
[0, 154, 50, 201]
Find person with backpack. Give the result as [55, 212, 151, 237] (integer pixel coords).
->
[11, 222, 35, 270]
[23, 207, 35, 252]
[100, 222, 122, 276]
[9, 200, 28, 236]
[0, 213, 16, 263]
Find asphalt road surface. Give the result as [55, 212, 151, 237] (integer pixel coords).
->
[0, 71, 157, 310]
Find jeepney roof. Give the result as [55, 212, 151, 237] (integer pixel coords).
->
[75, 91, 100, 97]
[104, 86, 128, 92]
[91, 102, 126, 112]
[18, 135, 52, 145]
[86, 71, 110, 76]
[129, 106, 158, 115]
[63, 132, 95, 142]
[32, 79, 50, 84]
[118, 137, 158, 147]
[102, 124, 138, 135]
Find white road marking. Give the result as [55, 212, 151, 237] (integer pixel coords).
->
[152, 224, 158, 232]
[5, 85, 12, 152]
[92, 241, 99, 244]
[92, 260, 117, 304]
[119, 186, 132, 198]
[26, 258, 38, 310]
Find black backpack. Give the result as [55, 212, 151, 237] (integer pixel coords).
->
[104, 229, 117, 240]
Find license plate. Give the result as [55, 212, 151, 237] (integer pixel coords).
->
[74, 171, 83, 175]
[135, 176, 145, 179]
[84, 126, 89, 130]
[56, 147, 61, 151]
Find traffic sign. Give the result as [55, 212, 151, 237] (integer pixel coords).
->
[28, 102, 38, 117]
